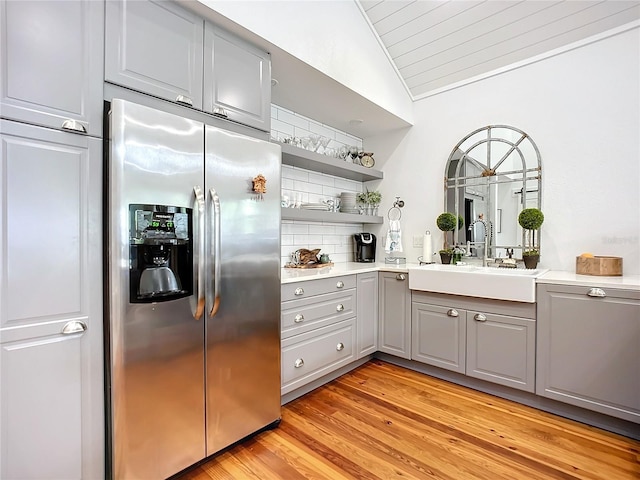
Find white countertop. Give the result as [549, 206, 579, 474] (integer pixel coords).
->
[537, 271, 640, 290]
[282, 263, 640, 291]
[281, 262, 416, 284]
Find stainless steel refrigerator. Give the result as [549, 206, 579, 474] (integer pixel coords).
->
[105, 99, 281, 479]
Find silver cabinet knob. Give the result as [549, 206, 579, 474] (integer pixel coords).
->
[294, 358, 304, 368]
[587, 288, 606, 298]
[396, 274, 406, 281]
[61, 320, 88, 335]
[336, 281, 344, 288]
[294, 287, 304, 296]
[336, 342, 344, 351]
[294, 314, 304, 323]
[447, 309, 459, 317]
[474, 313, 487, 322]
[213, 107, 228, 118]
[175, 95, 193, 106]
[336, 304, 344, 312]
[61, 119, 87, 134]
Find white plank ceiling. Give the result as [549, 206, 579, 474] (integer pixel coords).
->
[358, 0, 640, 98]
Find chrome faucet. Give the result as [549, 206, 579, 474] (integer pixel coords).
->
[469, 218, 492, 267]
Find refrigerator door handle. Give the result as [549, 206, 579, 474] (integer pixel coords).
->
[209, 187, 221, 318]
[193, 186, 206, 320]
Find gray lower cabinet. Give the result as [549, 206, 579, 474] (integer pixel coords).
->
[281, 276, 357, 395]
[536, 283, 640, 423]
[204, 23, 271, 131]
[356, 272, 378, 358]
[378, 272, 411, 359]
[0, 120, 103, 479]
[466, 311, 535, 391]
[411, 292, 536, 393]
[0, 0, 104, 136]
[105, 0, 204, 109]
[412, 303, 466, 374]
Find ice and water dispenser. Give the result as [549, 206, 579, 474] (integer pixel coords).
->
[129, 204, 193, 303]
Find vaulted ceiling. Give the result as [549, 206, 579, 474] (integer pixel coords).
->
[358, 0, 640, 99]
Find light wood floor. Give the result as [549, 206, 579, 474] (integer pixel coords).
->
[178, 360, 640, 479]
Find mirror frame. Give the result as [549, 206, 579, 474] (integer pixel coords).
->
[444, 125, 542, 257]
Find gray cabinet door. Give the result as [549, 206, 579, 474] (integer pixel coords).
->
[378, 272, 411, 359]
[0, 120, 104, 478]
[204, 23, 271, 131]
[105, 0, 204, 109]
[537, 284, 640, 423]
[466, 312, 535, 392]
[357, 272, 378, 358]
[0, 0, 104, 137]
[412, 303, 466, 374]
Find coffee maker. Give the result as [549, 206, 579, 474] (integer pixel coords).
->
[129, 204, 193, 303]
[354, 233, 376, 262]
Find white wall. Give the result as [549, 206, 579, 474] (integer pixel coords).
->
[366, 27, 640, 274]
[196, 0, 413, 125]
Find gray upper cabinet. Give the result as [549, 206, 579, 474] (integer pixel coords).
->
[378, 272, 411, 359]
[537, 283, 640, 423]
[357, 272, 378, 358]
[204, 23, 271, 131]
[0, 0, 104, 137]
[105, 0, 204, 109]
[0, 120, 104, 479]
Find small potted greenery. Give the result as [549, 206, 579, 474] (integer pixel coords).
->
[357, 189, 382, 215]
[436, 212, 458, 264]
[518, 208, 544, 269]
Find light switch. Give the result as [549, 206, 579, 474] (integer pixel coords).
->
[413, 235, 423, 247]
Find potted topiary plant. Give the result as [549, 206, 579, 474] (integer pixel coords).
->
[436, 212, 458, 264]
[518, 208, 544, 269]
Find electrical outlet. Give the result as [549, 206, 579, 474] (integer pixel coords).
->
[413, 235, 423, 247]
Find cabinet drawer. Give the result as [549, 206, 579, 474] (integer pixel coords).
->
[282, 290, 355, 339]
[281, 319, 355, 394]
[281, 275, 356, 302]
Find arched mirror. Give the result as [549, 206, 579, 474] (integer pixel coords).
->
[444, 125, 542, 259]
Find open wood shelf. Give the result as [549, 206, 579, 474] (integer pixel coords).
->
[277, 142, 383, 182]
[281, 207, 383, 224]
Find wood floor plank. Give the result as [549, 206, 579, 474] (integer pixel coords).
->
[178, 360, 640, 480]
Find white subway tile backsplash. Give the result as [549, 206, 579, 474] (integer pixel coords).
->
[271, 118, 295, 136]
[289, 168, 309, 182]
[278, 109, 310, 130]
[308, 172, 325, 185]
[309, 122, 337, 139]
[273, 104, 366, 265]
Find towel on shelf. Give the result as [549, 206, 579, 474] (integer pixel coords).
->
[384, 219, 403, 253]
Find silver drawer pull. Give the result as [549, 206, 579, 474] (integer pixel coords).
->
[336, 281, 344, 288]
[447, 309, 459, 317]
[294, 314, 304, 323]
[61, 119, 87, 134]
[336, 304, 344, 312]
[61, 320, 88, 335]
[474, 313, 487, 322]
[587, 288, 606, 298]
[336, 342, 344, 351]
[396, 274, 406, 281]
[294, 358, 304, 368]
[176, 94, 193, 106]
[294, 287, 304, 296]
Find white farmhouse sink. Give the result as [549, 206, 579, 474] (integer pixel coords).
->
[407, 264, 549, 303]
